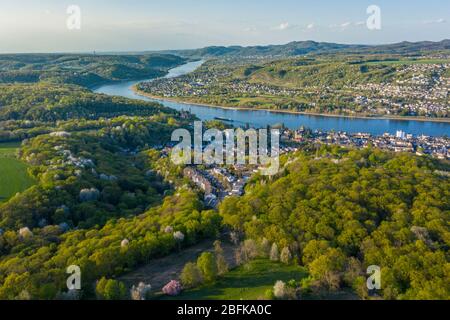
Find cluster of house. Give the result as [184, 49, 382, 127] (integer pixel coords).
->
[287, 128, 449, 160]
[168, 123, 448, 208]
[183, 167, 219, 207]
[140, 59, 449, 119]
[183, 165, 251, 208]
[351, 63, 449, 117]
[226, 80, 298, 97]
[139, 66, 305, 100]
[138, 68, 231, 98]
[210, 167, 247, 197]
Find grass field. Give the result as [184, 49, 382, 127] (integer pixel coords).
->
[0, 142, 21, 157]
[0, 142, 35, 203]
[164, 259, 308, 300]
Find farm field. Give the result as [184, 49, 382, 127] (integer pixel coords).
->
[0, 142, 35, 203]
[164, 259, 308, 300]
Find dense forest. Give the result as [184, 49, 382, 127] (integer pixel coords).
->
[0, 78, 218, 299]
[0, 81, 191, 144]
[220, 147, 450, 299]
[0, 83, 177, 122]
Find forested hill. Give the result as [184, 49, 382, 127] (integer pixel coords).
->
[220, 147, 450, 299]
[0, 53, 187, 88]
[0, 83, 176, 122]
[163, 39, 450, 58]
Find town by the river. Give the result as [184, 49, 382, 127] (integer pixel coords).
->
[94, 61, 450, 137]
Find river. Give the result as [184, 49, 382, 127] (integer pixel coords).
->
[94, 60, 450, 137]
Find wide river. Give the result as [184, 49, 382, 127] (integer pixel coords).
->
[94, 60, 450, 137]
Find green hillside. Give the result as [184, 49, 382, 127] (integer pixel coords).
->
[166, 259, 308, 300]
[0, 142, 35, 203]
[0, 53, 187, 88]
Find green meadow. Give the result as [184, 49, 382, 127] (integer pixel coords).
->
[0, 142, 35, 203]
[165, 259, 308, 300]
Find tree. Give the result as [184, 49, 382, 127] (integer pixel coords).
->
[302, 240, 331, 265]
[0, 272, 31, 300]
[270, 243, 279, 261]
[309, 248, 346, 291]
[19, 227, 33, 238]
[216, 253, 229, 276]
[79, 188, 100, 202]
[259, 238, 271, 258]
[214, 240, 224, 255]
[234, 246, 247, 266]
[343, 257, 363, 287]
[243, 239, 258, 259]
[162, 280, 182, 296]
[173, 231, 185, 251]
[96, 277, 127, 300]
[130, 282, 152, 300]
[214, 241, 229, 275]
[173, 231, 185, 242]
[180, 262, 203, 288]
[280, 247, 292, 264]
[352, 276, 370, 300]
[38, 283, 58, 300]
[273, 280, 287, 299]
[197, 252, 218, 282]
[229, 230, 241, 245]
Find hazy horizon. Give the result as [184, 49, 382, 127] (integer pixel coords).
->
[0, 0, 449, 53]
[0, 38, 449, 56]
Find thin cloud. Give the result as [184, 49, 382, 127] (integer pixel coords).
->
[243, 26, 257, 32]
[329, 21, 364, 30]
[300, 23, 316, 32]
[274, 22, 291, 31]
[423, 18, 446, 24]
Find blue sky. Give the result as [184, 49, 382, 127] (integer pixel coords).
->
[0, 0, 449, 52]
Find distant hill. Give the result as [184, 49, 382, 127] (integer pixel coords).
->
[362, 40, 450, 53]
[0, 53, 187, 88]
[162, 40, 450, 58]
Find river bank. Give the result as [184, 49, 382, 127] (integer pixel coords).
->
[132, 87, 450, 124]
[93, 61, 450, 137]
